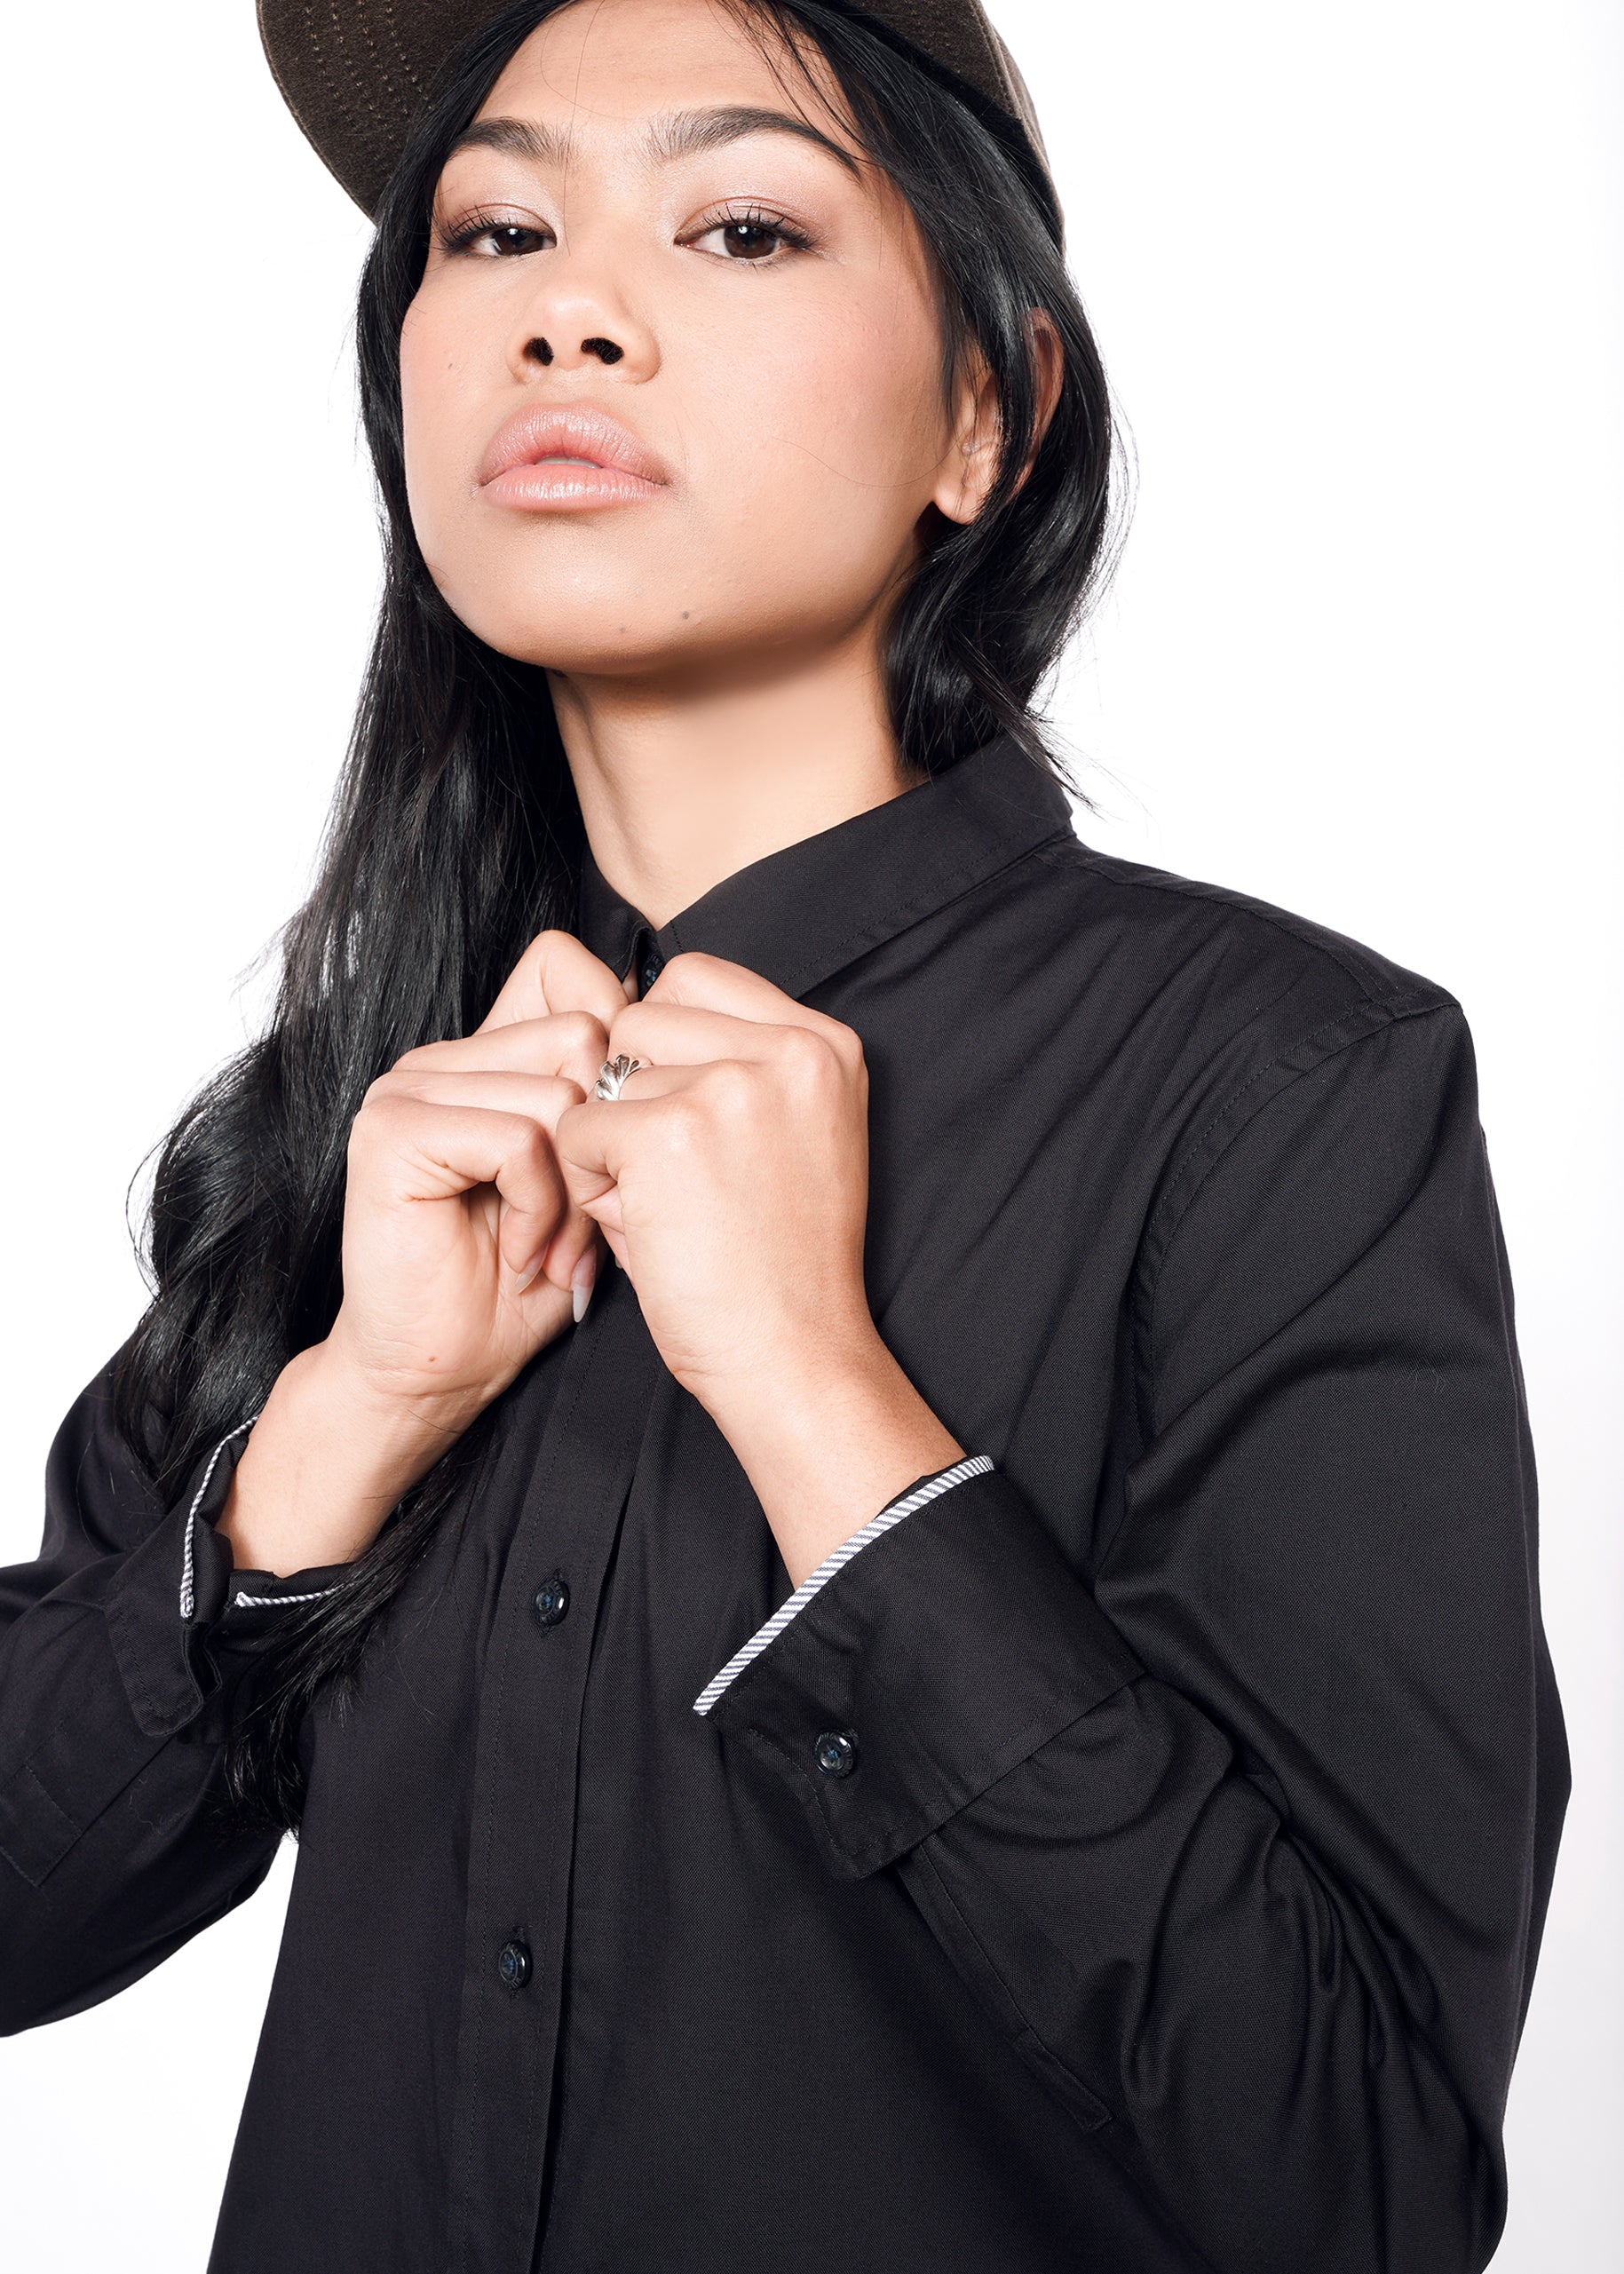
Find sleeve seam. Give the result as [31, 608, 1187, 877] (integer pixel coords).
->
[1133, 993, 1463, 1427]
[1057, 835, 1435, 999]
[904, 1834, 1118, 2133]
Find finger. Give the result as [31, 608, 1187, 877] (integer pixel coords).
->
[477, 929, 630, 1038]
[355, 1093, 576, 1288]
[394, 1011, 613, 1100]
[605, 1000, 850, 1074]
[638, 950, 842, 1030]
[380, 1067, 584, 1117]
[552, 1066, 717, 1274]
[550, 1069, 706, 1208]
[622, 954, 863, 1069]
[551, 1080, 659, 1243]
[376, 1066, 604, 1288]
[552, 1062, 706, 1246]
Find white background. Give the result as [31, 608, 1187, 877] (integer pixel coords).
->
[1, 2, 1618, 2264]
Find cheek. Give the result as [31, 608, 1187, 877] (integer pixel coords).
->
[701, 290, 945, 537]
[398, 298, 472, 543]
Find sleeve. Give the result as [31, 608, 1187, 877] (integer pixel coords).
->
[0, 1362, 353, 2033]
[696, 997, 1572, 2274]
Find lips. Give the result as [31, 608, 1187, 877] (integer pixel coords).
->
[475, 403, 671, 495]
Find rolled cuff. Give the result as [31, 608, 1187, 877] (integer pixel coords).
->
[104, 1416, 351, 1739]
[697, 1463, 1145, 1881]
[693, 1454, 995, 1716]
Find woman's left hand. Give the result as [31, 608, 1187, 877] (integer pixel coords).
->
[554, 948, 965, 1588]
[551, 952, 876, 1422]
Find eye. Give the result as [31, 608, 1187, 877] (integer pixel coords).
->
[685, 205, 816, 265]
[440, 211, 553, 258]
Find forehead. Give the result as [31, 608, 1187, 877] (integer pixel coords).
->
[477, 0, 856, 151]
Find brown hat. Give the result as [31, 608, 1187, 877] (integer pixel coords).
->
[255, 0, 1061, 240]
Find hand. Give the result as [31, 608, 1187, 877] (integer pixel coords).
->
[220, 930, 637, 1577]
[550, 951, 964, 1586]
[323, 928, 631, 1433]
[551, 952, 876, 1419]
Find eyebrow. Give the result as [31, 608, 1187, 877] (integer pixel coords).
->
[445, 104, 864, 183]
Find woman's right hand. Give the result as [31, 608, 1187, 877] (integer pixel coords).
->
[325, 927, 632, 1428]
[218, 929, 634, 1577]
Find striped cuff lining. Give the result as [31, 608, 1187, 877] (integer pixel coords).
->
[178, 1411, 345, 1619]
[230, 1584, 345, 1608]
[178, 1414, 262, 1621]
[691, 1453, 994, 1716]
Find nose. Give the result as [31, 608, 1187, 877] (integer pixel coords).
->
[503, 234, 656, 386]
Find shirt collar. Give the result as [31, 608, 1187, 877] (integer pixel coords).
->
[573, 728, 1075, 1002]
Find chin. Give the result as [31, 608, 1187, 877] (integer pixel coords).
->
[445, 602, 712, 678]
[436, 574, 829, 680]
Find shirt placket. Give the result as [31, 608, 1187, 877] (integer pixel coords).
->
[446, 1261, 663, 2274]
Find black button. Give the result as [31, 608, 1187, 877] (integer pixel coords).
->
[813, 1729, 859, 1778]
[496, 1939, 532, 1990]
[630, 923, 664, 996]
[532, 1571, 570, 1629]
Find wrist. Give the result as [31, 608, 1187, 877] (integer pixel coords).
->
[707, 1329, 964, 1589]
[303, 1330, 487, 1456]
[218, 1339, 476, 1577]
[316, 1316, 493, 1444]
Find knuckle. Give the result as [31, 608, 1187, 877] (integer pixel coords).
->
[520, 929, 574, 986]
[347, 1090, 392, 1161]
[650, 950, 701, 993]
[779, 1025, 839, 1095]
[557, 1008, 608, 1052]
[514, 1120, 559, 1175]
[802, 1006, 861, 1062]
[660, 1087, 710, 1149]
[356, 1073, 400, 1120]
[700, 1058, 758, 1121]
[779, 1023, 825, 1069]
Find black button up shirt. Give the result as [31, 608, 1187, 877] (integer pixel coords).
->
[0, 730, 1570, 2272]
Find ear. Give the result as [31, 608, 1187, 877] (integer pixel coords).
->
[1023, 309, 1066, 470]
[931, 308, 1066, 527]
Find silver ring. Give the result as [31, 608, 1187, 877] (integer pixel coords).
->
[594, 1052, 649, 1101]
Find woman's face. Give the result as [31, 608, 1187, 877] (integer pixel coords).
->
[400, 0, 989, 678]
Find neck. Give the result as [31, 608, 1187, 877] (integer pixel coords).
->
[547, 635, 923, 932]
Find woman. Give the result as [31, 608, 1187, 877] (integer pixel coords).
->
[0, 1, 1568, 2269]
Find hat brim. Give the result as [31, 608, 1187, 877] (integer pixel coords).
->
[256, 0, 1060, 240]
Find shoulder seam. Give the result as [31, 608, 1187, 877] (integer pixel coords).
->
[1037, 836, 1409, 994]
[1131, 989, 1463, 1434]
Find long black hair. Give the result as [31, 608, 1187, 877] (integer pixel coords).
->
[113, 0, 1130, 1833]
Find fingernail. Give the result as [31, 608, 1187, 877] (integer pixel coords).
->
[511, 1251, 546, 1295]
[571, 1247, 598, 1324]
